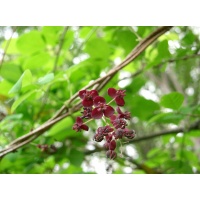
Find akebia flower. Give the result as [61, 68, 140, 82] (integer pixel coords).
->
[72, 87, 136, 160]
[110, 114, 127, 129]
[106, 150, 117, 159]
[116, 107, 131, 120]
[94, 132, 104, 142]
[91, 96, 114, 119]
[123, 128, 136, 139]
[96, 126, 114, 136]
[72, 117, 89, 132]
[109, 140, 116, 150]
[108, 88, 126, 106]
[81, 107, 92, 119]
[79, 89, 98, 107]
[113, 128, 124, 139]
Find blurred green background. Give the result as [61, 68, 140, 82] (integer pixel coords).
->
[0, 26, 200, 174]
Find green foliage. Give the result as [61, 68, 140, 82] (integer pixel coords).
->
[160, 92, 184, 110]
[17, 30, 45, 54]
[0, 26, 200, 174]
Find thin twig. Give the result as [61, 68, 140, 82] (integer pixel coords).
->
[154, 53, 200, 69]
[51, 26, 173, 120]
[84, 120, 200, 155]
[53, 26, 69, 72]
[34, 27, 69, 120]
[130, 120, 200, 143]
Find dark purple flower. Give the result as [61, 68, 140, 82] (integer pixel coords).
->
[73, 117, 89, 132]
[91, 96, 114, 119]
[110, 115, 127, 129]
[106, 150, 117, 159]
[79, 90, 98, 107]
[103, 142, 110, 150]
[97, 125, 114, 136]
[116, 107, 131, 120]
[105, 133, 113, 143]
[81, 107, 92, 119]
[108, 88, 126, 106]
[93, 132, 104, 142]
[109, 140, 116, 150]
[113, 128, 124, 139]
[123, 128, 136, 139]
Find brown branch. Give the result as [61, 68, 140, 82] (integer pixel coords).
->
[84, 120, 200, 156]
[53, 26, 69, 72]
[154, 53, 200, 69]
[51, 26, 173, 120]
[117, 53, 200, 83]
[130, 120, 200, 143]
[0, 26, 173, 159]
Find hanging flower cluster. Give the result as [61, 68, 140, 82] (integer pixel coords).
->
[72, 88, 136, 159]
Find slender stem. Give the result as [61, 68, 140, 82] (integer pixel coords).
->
[83, 118, 94, 125]
[107, 98, 116, 105]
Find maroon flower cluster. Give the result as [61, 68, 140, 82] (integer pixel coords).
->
[72, 88, 136, 159]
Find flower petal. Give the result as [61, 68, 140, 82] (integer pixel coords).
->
[115, 96, 125, 106]
[109, 140, 116, 150]
[82, 99, 93, 107]
[80, 124, 89, 131]
[110, 114, 117, 121]
[103, 105, 114, 117]
[76, 117, 83, 125]
[90, 90, 99, 98]
[108, 88, 117, 98]
[79, 90, 86, 99]
[91, 108, 103, 119]
[93, 96, 106, 107]
[116, 106, 123, 114]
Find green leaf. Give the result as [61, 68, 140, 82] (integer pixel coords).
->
[37, 73, 54, 85]
[9, 69, 33, 94]
[0, 63, 22, 83]
[84, 38, 111, 59]
[23, 52, 50, 69]
[11, 90, 37, 112]
[47, 117, 73, 140]
[8, 73, 24, 94]
[16, 30, 45, 54]
[68, 149, 84, 167]
[0, 80, 13, 96]
[63, 30, 74, 49]
[42, 26, 63, 45]
[157, 40, 170, 59]
[126, 95, 160, 120]
[21, 69, 33, 88]
[148, 112, 184, 124]
[1, 38, 19, 54]
[160, 92, 184, 110]
[114, 29, 138, 54]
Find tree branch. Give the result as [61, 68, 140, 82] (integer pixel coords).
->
[154, 53, 200, 69]
[84, 120, 200, 156]
[0, 26, 173, 159]
[130, 120, 200, 143]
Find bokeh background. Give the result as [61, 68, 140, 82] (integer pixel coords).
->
[0, 26, 200, 174]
